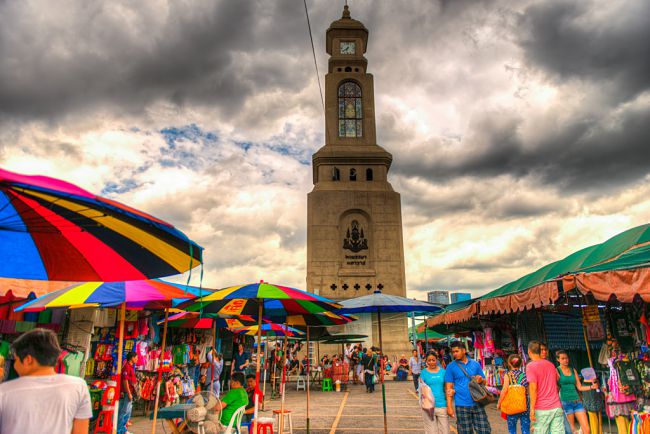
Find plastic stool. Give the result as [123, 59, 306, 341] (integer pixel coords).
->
[256, 417, 275, 434]
[273, 409, 293, 434]
[93, 409, 114, 433]
[322, 378, 333, 391]
[296, 376, 306, 391]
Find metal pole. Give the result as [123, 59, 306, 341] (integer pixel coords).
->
[411, 312, 417, 350]
[262, 335, 268, 411]
[306, 326, 311, 434]
[279, 322, 289, 434]
[112, 302, 126, 434]
[424, 317, 429, 353]
[253, 302, 263, 434]
[377, 310, 388, 434]
[150, 308, 169, 433]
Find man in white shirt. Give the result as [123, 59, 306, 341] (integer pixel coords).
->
[0, 328, 92, 434]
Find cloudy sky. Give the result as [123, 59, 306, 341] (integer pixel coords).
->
[1, 0, 648, 299]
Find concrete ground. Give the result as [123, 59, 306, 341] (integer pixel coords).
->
[128, 380, 617, 434]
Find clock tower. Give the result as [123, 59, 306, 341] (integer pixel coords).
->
[307, 5, 411, 355]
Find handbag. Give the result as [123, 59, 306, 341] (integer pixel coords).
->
[456, 362, 496, 406]
[501, 372, 527, 415]
[419, 378, 435, 410]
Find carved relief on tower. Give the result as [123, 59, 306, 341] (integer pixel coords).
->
[338, 209, 375, 276]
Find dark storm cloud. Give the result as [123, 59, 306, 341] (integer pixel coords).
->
[394, 96, 650, 191]
[384, 0, 650, 193]
[0, 0, 314, 120]
[519, 0, 650, 102]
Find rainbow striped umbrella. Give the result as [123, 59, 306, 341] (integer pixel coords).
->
[179, 282, 341, 317]
[160, 311, 260, 329]
[0, 168, 202, 281]
[230, 323, 304, 337]
[16, 279, 210, 311]
[178, 282, 341, 433]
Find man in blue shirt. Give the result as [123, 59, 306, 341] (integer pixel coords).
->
[444, 341, 491, 434]
[231, 344, 250, 375]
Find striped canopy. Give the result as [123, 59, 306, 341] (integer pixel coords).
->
[271, 311, 357, 327]
[179, 282, 342, 318]
[231, 323, 304, 337]
[16, 280, 210, 311]
[160, 311, 260, 329]
[0, 168, 202, 281]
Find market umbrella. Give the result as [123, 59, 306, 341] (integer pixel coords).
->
[16, 279, 208, 311]
[178, 282, 342, 434]
[159, 311, 260, 329]
[231, 323, 304, 337]
[269, 311, 357, 434]
[0, 167, 203, 281]
[17, 279, 211, 434]
[336, 291, 442, 434]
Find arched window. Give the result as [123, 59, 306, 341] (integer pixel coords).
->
[332, 167, 340, 181]
[350, 168, 357, 181]
[338, 82, 362, 138]
[366, 168, 373, 181]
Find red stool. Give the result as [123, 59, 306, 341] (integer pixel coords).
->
[93, 409, 114, 433]
[256, 419, 274, 434]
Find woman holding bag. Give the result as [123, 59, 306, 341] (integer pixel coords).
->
[497, 354, 530, 434]
[420, 350, 453, 434]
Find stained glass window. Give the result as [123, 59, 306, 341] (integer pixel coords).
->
[338, 82, 362, 138]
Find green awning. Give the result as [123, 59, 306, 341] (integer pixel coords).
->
[479, 223, 650, 303]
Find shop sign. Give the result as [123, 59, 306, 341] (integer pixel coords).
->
[582, 305, 605, 340]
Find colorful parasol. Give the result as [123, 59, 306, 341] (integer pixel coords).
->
[231, 323, 304, 337]
[180, 282, 341, 316]
[0, 168, 202, 281]
[177, 282, 341, 434]
[264, 311, 357, 434]
[337, 291, 442, 434]
[16, 279, 210, 311]
[159, 311, 259, 329]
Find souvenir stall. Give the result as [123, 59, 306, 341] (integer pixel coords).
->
[15, 279, 211, 433]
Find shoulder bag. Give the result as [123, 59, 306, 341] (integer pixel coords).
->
[500, 372, 527, 415]
[456, 361, 496, 406]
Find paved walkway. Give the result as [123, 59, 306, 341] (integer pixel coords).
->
[128, 380, 617, 434]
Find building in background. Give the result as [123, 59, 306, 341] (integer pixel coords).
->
[306, 5, 411, 355]
[450, 292, 472, 303]
[427, 290, 450, 305]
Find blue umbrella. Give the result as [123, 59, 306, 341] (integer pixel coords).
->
[336, 291, 442, 434]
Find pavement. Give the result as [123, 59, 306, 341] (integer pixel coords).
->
[127, 379, 617, 434]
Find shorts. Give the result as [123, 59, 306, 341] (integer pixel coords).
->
[561, 400, 585, 415]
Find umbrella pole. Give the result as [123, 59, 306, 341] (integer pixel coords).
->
[262, 335, 268, 411]
[112, 302, 126, 434]
[279, 322, 289, 434]
[151, 308, 169, 434]
[306, 326, 311, 434]
[377, 309, 388, 434]
[211, 319, 217, 387]
[253, 302, 263, 434]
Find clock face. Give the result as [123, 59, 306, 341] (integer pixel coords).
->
[340, 41, 356, 55]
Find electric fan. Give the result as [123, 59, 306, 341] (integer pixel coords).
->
[183, 391, 221, 434]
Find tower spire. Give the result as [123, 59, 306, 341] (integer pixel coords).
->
[342, 4, 350, 19]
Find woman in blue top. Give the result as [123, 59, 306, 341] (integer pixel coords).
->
[420, 350, 451, 434]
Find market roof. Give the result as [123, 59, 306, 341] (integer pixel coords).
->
[427, 222, 650, 326]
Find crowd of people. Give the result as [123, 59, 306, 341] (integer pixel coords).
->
[416, 340, 599, 434]
[0, 329, 601, 434]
